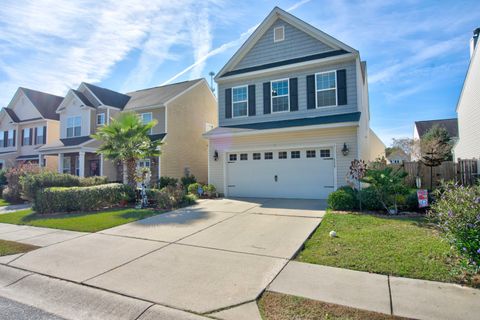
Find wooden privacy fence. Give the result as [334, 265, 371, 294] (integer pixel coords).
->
[390, 159, 479, 188]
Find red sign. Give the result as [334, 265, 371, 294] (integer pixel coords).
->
[417, 189, 429, 208]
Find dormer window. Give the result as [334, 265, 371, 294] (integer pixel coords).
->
[274, 26, 284, 42]
[67, 116, 81, 138]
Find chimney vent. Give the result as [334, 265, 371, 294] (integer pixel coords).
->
[470, 28, 480, 57]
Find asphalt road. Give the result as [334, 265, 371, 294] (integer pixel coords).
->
[0, 296, 64, 320]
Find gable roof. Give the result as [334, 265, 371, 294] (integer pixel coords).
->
[3, 108, 20, 122]
[216, 6, 357, 79]
[124, 79, 204, 110]
[72, 90, 95, 107]
[415, 118, 458, 138]
[20, 88, 63, 120]
[82, 83, 131, 109]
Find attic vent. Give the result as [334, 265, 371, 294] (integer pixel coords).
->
[274, 26, 285, 42]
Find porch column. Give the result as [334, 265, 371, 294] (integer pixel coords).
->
[100, 154, 104, 176]
[123, 162, 127, 184]
[38, 154, 44, 168]
[58, 153, 63, 173]
[79, 152, 85, 177]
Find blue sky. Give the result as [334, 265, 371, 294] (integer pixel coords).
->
[0, 0, 479, 145]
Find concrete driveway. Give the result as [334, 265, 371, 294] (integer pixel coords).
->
[7, 198, 325, 314]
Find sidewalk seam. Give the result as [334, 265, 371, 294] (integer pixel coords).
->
[5, 273, 32, 288]
[387, 275, 393, 315]
[133, 303, 154, 320]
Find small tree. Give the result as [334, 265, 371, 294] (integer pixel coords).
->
[91, 112, 161, 187]
[391, 138, 415, 159]
[421, 125, 453, 189]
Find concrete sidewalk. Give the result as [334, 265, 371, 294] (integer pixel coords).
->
[269, 261, 480, 320]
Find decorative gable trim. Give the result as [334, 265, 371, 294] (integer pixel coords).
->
[216, 7, 357, 79]
[56, 90, 95, 114]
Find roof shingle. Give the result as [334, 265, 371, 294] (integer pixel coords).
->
[20, 88, 63, 120]
[415, 118, 458, 138]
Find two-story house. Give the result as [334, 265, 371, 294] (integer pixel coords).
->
[38, 79, 217, 184]
[204, 7, 385, 199]
[0, 88, 62, 170]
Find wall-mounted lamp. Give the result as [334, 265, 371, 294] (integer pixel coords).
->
[341, 143, 349, 156]
[213, 150, 219, 161]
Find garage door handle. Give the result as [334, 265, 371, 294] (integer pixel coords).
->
[324, 186, 334, 188]
[274, 175, 278, 182]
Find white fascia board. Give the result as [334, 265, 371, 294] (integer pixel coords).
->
[204, 121, 359, 139]
[217, 53, 356, 83]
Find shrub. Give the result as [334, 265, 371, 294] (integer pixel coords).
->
[429, 182, 480, 275]
[358, 187, 383, 211]
[2, 164, 40, 203]
[149, 184, 186, 209]
[327, 188, 356, 210]
[158, 176, 178, 189]
[181, 173, 196, 189]
[187, 183, 202, 196]
[34, 183, 135, 214]
[203, 184, 217, 198]
[0, 169, 7, 186]
[79, 176, 109, 187]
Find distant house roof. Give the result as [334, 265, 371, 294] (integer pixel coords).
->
[83, 83, 131, 109]
[415, 118, 458, 138]
[124, 79, 203, 110]
[20, 87, 63, 120]
[206, 112, 360, 136]
[387, 149, 409, 161]
[72, 89, 94, 107]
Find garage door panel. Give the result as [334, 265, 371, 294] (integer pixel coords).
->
[227, 148, 335, 199]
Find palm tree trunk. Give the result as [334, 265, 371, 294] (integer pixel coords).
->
[126, 158, 137, 187]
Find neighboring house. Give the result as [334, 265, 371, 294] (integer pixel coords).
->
[204, 7, 385, 200]
[38, 79, 216, 183]
[412, 118, 458, 160]
[387, 149, 409, 164]
[0, 88, 62, 170]
[454, 28, 480, 160]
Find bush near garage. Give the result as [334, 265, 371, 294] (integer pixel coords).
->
[180, 173, 196, 190]
[34, 183, 135, 214]
[149, 184, 188, 209]
[21, 172, 108, 202]
[158, 176, 178, 189]
[187, 183, 217, 198]
[327, 187, 357, 210]
[358, 187, 384, 211]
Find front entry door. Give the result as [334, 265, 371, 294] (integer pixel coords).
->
[89, 160, 100, 176]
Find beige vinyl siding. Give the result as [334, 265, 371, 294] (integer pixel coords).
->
[454, 46, 480, 159]
[161, 81, 217, 183]
[208, 126, 358, 194]
[368, 129, 386, 162]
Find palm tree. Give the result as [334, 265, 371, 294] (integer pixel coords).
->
[91, 112, 161, 187]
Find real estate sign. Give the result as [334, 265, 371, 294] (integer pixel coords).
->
[417, 189, 429, 208]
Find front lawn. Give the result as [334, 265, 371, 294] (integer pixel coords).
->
[0, 239, 38, 256]
[0, 198, 11, 207]
[0, 207, 164, 232]
[258, 292, 404, 320]
[296, 212, 459, 283]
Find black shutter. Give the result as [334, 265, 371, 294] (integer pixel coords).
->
[263, 82, 271, 114]
[43, 126, 47, 144]
[34, 128, 37, 145]
[306, 75, 316, 109]
[289, 78, 298, 111]
[29, 128, 33, 145]
[248, 85, 256, 116]
[12, 130, 16, 147]
[3, 131, 7, 148]
[21, 129, 24, 146]
[337, 69, 347, 105]
[225, 88, 232, 119]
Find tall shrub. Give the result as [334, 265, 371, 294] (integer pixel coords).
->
[2, 164, 40, 203]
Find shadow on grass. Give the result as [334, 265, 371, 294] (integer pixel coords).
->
[337, 211, 439, 231]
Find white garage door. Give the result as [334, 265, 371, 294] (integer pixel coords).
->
[226, 147, 335, 199]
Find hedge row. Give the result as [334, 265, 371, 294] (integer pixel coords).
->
[34, 183, 134, 214]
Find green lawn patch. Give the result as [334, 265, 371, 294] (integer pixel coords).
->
[0, 198, 12, 207]
[0, 239, 38, 256]
[0, 207, 164, 232]
[296, 212, 459, 283]
[258, 292, 405, 320]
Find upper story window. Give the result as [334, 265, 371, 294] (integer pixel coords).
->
[141, 112, 153, 134]
[274, 26, 285, 42]
[23, 128, 30, 145]
[36, 126, 45, 144]
[232, 86, 248, 118]
[97, 113, 105, 126]
[7, 129, 14, 147]
[66, 116, 81, 138]
[316, 71, 337, 107]
[271, 79, 289, 113]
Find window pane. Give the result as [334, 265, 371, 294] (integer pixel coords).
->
[232, 87, 247, 102]
[67, 128, 73, 138]
[320, 149, 331, 158]
[291, 151, 300, 159]
[272, 80, 288, 96]
[142, 113, 152, 124]
[229, 154, 237, 161]
[272, 96, 289, 112]
[316, 72, 336, 90]
[306, 150, 316, 158]
[264, 152, 273, 160]
[317, 90, 336, 107]
[278, 151, 287, 159]
[74, 127, 81, 137]
[233, 102, 248, 117]
[240, 154, 248, 161]
[74, 117, 81, 126]
[253, 153, 261, 160]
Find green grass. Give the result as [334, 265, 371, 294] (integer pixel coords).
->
[0, 239, 38, 256]
[0, 207, 164, 232]
[258, 292, 405, 320]
[0, 198, 11, 207]
[296, 212, 459, 283]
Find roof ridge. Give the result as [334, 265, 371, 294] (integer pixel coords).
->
[415, 118, 457, 123]
[19, 87, 64, 99]
[82, 82, 130, 97]
[126, 78, 203, 94]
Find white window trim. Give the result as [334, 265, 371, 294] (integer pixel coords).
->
[231, 85, 249, 118]
[315, 70, 338, 109]
[66, 116, 82, 138]
[271, 78, 290, 113]
[273, 26, 285, 42]
[141, 112, 153, 134]
[97, 113, 105, 126]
